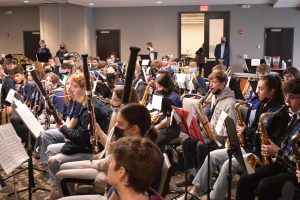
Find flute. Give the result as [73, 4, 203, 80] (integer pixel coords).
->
[28, 66, 63, 125]
[82, 54, 99, 154]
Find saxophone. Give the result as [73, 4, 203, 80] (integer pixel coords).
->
[140, 84, 151, 106]
[234, 100, 250, 147]
[291, 130, 300, 174]
[259, 105, 288, 165]
[195, 100, 217, 145]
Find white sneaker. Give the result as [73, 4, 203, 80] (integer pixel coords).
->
[176, 192, 199, 200]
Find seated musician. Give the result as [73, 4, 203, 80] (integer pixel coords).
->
[89, 57, 100, 79]
[54, 103, 159, 198]
[182, 58, 206, 97]
[38, 74, 82, 164]
[283, 66, 299, 85]
[43, 62, 54, 74]
[148, 60, 163, 81]
[12, 67, 32, 101]
[44, 73, 110, 199]
[59, 61, 73, 81]
[133, 62, 147, 100]
[39, 72, 66, 123]
[58, 137, 164, 200]
[179, 75, 290, 200]
[95, 65, 123, 99]
[94, 60, 108, 82]
[3, 59, 17, 90]
[177, 70, 236, 187]
[161, 55, 171, 71]
[212, 64, 244, 100]
[153, 73, 182, 149]
[236, 77, 300, 200]
[246, 64, 270, 108]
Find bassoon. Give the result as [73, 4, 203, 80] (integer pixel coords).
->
[82, 54, 98, 154]
[28, 66, 63, 125]
[122, 47, 140, 104]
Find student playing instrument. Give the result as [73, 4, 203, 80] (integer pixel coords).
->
[38, 74, 82, 164]
[58, 137, 164, 200]
[178, 75, 290, 200]
[236, 77, 300, 200]
[44, 73, 110, 200]
[55, 103, 159, 198]
[177, 70, 236, 187]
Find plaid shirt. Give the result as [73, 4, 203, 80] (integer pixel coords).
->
[276, 115, 300, 170]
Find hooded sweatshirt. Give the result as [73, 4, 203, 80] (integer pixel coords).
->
[209, 87, 236, 144]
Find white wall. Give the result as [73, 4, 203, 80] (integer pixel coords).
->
[181, 23, 204, 57]
[0, 6, 40, 55]
[39, 4, 94, 55]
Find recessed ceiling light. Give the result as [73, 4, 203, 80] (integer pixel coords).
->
[156, 1, 162, 4]
[89, 3, 94, 6]
[24, 0, 29, 3]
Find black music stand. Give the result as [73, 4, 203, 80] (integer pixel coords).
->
[224, 116, 247, 200]
[7, 99, 50, 199]
[171, 106, 204, 200]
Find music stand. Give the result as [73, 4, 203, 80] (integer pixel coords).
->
[224, 116, 247, 200]
[244, 59, 265, 74]
[8, 99, 50, 199]
[171, 106, 204, 200]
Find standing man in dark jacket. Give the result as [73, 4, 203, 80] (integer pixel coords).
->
[214, 36, 230, 67]
[46, 73, 110, 197]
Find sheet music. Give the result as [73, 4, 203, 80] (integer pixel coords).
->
[152, 95, 163, 110]
[6, 89, 16, 104]
[176, 73, 186, 83]
[215, 111, 228, 135]
[14, 99, 44, 138]
[251, 59, 260, 66]
[0, 123, 29, 174]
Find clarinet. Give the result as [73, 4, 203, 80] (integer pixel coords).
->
[122, 47, 141, 104]
[82, 54, 99, 154]
[28, 66, 63, 125]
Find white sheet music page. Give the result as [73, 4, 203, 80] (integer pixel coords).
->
[14, 99, 44, 138]
[0, 123, 29, 174]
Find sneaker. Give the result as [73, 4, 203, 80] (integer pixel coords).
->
[176, 192, 200, 200]
[175, 175, 194, 187]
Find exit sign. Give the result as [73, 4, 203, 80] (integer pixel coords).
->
[199, 5, 208, 11]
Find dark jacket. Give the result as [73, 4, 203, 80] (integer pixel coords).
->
[244, 102, 290, 158]
[60, 98, 110, 155]
[214, 43, 230, 66]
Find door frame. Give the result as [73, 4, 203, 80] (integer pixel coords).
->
[23, 30, 40, 60]
[178, 11, 230, 59]
[96, 29, 121, 59]
[264, 27, 294, 66]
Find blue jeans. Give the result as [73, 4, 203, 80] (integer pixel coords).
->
[39, 128, 65, 163]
